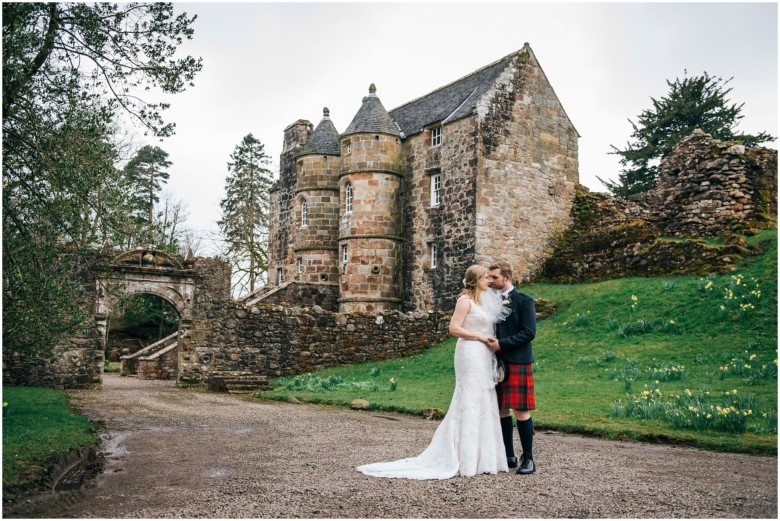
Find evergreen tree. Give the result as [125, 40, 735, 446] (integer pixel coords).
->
[218, 134, 275, 295]
[601, 72, 775, 198]
[2, 3, 201, 358]
[124, 145, 172, 229]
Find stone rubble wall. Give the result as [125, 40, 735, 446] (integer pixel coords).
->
[184, 304, 451, 381]
[633, 130, 778, 238]
[542, 131, 776, 283]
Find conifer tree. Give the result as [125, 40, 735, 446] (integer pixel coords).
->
[601, 72, 774, 198]
[218, 134, 275, 295]
[124, 145, 172, 229]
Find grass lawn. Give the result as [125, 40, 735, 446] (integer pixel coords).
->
[2, 386, 100, 491]
[260, 229, 778, 455]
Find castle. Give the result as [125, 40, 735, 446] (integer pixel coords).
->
[265, 44, 579, 313]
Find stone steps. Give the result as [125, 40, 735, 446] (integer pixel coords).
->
[207, 373, 271, 393]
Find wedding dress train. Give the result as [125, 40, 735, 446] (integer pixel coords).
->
[357, 297, 509, 479]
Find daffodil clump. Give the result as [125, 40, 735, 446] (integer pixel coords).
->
[646, 362, 686, 381]
[700, 273, 763, 321]
[718, 349, 778, 385]
[611, 384, 775, 434]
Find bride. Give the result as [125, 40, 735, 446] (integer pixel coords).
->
[357, 265, 510, 479]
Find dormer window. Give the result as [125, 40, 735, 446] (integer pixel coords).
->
[345, 182, 353, 213]
[431, 126, 442, 147]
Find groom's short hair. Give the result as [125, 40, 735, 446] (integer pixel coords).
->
[489, 260, 512, 278]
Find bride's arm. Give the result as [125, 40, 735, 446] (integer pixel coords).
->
[449, 298, 490, 343]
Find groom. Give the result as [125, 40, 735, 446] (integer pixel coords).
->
[487, 261, 537, 475]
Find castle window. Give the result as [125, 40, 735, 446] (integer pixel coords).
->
[345, 182, 353, 213]
[342, 245, 348, 264]
[296, 257, 303, 273]
[431, 174, 441, 207]
[429, 243, 438, 269]
[276, 268, 284, 285]
[431, 126, 442, 147]
[301, 198, 308, 226]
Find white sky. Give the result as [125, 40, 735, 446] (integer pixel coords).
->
[143, 2, 778, 254]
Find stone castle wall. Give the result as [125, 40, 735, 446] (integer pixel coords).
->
[293, 153, 340, 285]
[475, 49, 579, 282]
[268, 120, 313, 285]
[339, 133, 404, 313]
[401, 117, 480, 312]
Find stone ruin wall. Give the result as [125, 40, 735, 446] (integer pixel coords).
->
[635, 130, 778, 237]
[542, 131, 777, 283]
[475, 49, 579, 282]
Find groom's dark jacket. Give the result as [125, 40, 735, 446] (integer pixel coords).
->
[496, 288, 536, 364]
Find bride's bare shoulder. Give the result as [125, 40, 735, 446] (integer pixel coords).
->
[455, 295, 473, 306]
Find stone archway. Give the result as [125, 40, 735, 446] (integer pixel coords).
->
[93, 247, 197, 380]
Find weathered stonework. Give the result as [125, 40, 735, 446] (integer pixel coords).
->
[192, 304, 451, 378]
[266, 44, 579, 313]
[475, 51, 578, 281]
[634, 130, 778, 237]
[542, 131, 777, 283]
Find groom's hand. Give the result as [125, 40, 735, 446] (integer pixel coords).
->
[486, 337, 500, 351]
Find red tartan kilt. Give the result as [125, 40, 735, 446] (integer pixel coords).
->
[496, 362, 535, 411]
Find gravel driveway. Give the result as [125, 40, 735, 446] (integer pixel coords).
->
[5, 374, 777, 518]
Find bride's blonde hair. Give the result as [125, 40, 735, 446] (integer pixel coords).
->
[460, 265, 488, 304]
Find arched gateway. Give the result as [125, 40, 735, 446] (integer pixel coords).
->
[93, 248, 198, 381]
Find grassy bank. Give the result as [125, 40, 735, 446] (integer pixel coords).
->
[260, 230, 777, 455]
[2, 386, 100, 491]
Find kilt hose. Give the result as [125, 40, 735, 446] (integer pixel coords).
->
[497, 362, 535, 411]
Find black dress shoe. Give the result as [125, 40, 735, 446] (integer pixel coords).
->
[507, 456, 518, 468]
[516, 457, 535, 474]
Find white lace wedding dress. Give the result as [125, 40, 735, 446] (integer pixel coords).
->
[357, 296, 509, 479]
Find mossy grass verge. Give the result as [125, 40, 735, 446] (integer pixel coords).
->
[259, 229, 777, 455]
[2, 386, 100, 493]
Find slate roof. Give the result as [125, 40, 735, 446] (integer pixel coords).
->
[388, 52, 517, 138]
[342, 84, 401, 137]
[298, 108, 341, 156]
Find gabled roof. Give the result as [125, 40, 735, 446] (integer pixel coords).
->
[388, 52, 517, 137]
[298, 108, 341, 156]
[342, 84, 400, 137]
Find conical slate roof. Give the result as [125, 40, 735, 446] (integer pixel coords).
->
[342, 84, 400, 137]
[298, 107, 341, 156]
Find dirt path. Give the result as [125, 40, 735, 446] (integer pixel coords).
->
[4, 374, 777, 518]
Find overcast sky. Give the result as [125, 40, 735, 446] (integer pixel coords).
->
[143, 2, 778, 254]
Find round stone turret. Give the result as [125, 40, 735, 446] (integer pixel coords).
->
[293, 108, 341, 286]
[338, 85, 403, 313]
